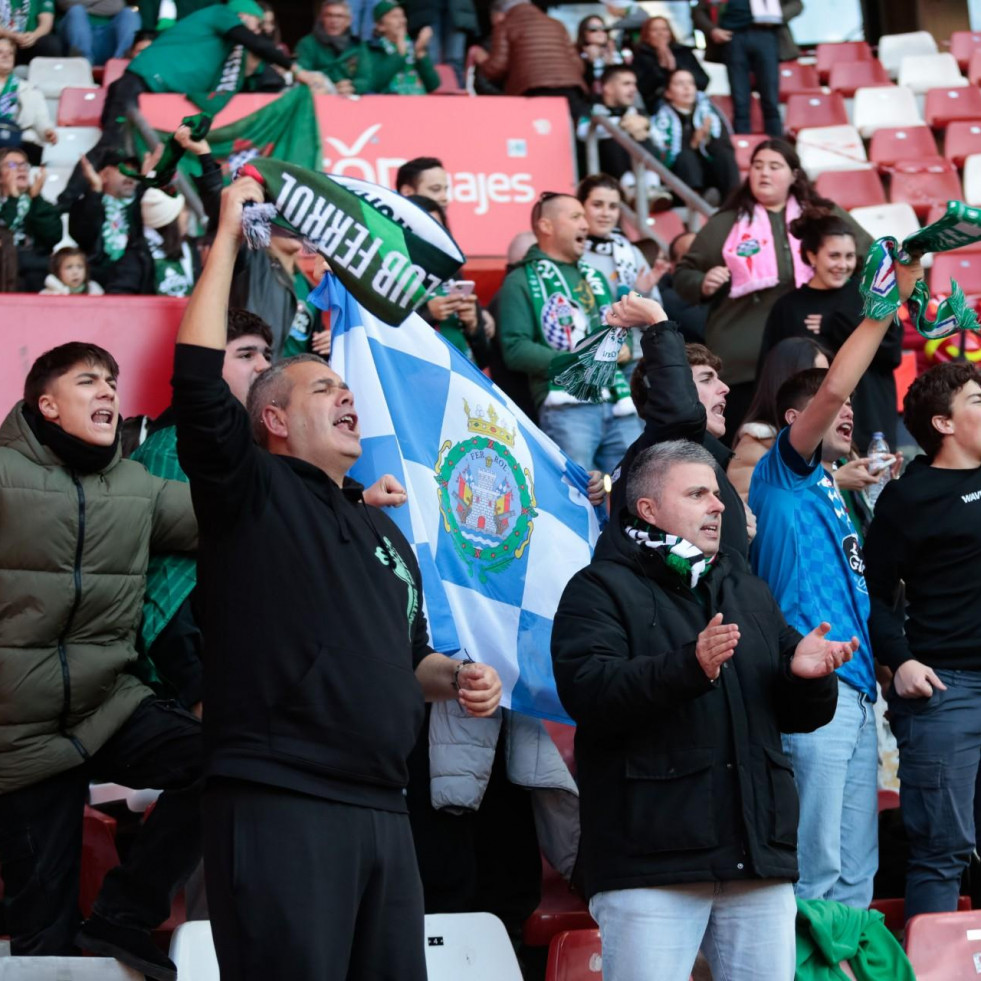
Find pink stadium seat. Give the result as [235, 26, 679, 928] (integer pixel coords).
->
[869, 127, 938, 170]
[785, 91, 848, 137]
[778, 61, 819, 101]
[101, 57, 129, 88]
[944, 121, 981, 167]
[950, 30, 981, 70]
[732, 133, 769, 175]
[970, 49, 981, 86]
[79, 806, 120, 918]
[815, 168, 886, 211]
[925, 85, 981, 129]
[434, 63, 464, 94]
[905, 909, 981, 979]
[890, 158, 963, 218]
[930, 249, 981, 295]
[828, 60, 892, 97]
[816, 40, 873, 83]
[872, 897, 971, 935]
[57, 86, 105, 127]
[711, 93, 763, 133]
[524, 860, 596, 948]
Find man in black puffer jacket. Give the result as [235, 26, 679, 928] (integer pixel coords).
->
[552, 439, 851, 981]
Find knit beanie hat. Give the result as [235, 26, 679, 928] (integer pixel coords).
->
[228, 0, 265, 19]
[142, 188, 185, 230]
[373, 0, 400, 21]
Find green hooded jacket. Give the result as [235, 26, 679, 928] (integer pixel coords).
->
[0, 402, 197, 792]
[294, 32, 362, 83]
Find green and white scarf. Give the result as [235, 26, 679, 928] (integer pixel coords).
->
[101, 194, 131, 262]
[146, 229, 194, 297]
[0, 73, 19, 124]
[0, 0, 27, 32]
[378, 36, 426, 94]
[625, 517, 716, 589]
[652, 93, 724, 167]
[5, 192, 29, 245]
[240, 158, 465, 325]
[860, 200, 981, 338]
[526, 256, 633, 410]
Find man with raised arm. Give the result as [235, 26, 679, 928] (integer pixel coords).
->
[171, 177, 502, 981]
[748, 255, 923, 908]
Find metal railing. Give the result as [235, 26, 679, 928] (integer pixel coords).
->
[583, 114, 715, 249]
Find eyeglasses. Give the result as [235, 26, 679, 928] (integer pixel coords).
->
[586, 24, 607, 32]
[3, 160, 29, 171]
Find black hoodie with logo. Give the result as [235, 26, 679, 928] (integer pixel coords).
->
[171, 344, 429, 811]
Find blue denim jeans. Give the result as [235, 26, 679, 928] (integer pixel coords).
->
[428, 2, 466, 86]
[724, 26, 782, 136]
[59, 4, 140, 65]
[589, 880, 796, 981]
[888, 668, 981, 919]
[538, 403, 641, 475]
[782, 682, 878, 907]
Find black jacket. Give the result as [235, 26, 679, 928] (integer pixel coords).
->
[610, 322, 749, 560]
[70, 186, 150, 290]
[551, 519, 837, 898]
[631, 42, 708, 114]
[171, 344, 429, 811]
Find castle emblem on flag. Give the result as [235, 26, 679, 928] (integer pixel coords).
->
[435, 399, 537, 580]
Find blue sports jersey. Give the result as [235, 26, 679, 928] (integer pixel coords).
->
[749, 428, 875, 699]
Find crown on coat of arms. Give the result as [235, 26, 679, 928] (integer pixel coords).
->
[463, 399, 515, 447]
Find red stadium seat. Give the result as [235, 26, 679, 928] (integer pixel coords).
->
[944, 121, 981, 167]
[970, 50, 981, 86]
[925, 86, 981, 129]
[905, 909, 981, 979]
[950, 31, 981, 70]
[711, 93, 764, 133]
[732, 133, 769, 173]
[869, 126, 937, 170]
[785, 91, 848, 137]
[828, 60, 892, 97]
[543, 720, 576, 776]
[778, 61, 819, 101]
[815, 168, 886, 211]
[878, 788, 900, 812]
[890, 159, 962, 218]
[872, 896, 971, 935]
[645, 209, 688, 251]
[57, 86, 105, 127]
[101, 57, 129, 88]
[434, 63, 464, 94]
[524, 860, 596, 948]
[543, 929, 693, 981]
[816, 40, 874, 83]
[930, 249, 981, 295]
[80, 806, 120, 918]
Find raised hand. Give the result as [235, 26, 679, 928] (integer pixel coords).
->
[605, 292, 667, 327]
[696, 612, 739, 681]
[363, 473, 407, 509]
[791, 622, 858, 679]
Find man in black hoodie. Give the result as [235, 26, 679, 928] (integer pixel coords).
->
[171, 177, 502, 981]
[552, 439, 850, 981]
[865, 361, 981, 922]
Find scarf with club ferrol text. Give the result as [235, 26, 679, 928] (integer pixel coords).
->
[239, 158, 465, 325]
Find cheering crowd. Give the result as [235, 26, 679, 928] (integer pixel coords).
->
[4, 1, 981, 980]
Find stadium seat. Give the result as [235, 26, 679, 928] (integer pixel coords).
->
[545, 929, 603, 981]
[102, 57, 129, 88]
[524, 860, 596, 948]
[645, 209, 688, 250]
[925, 85, 981, 129]
[950, 31, 981, 70]
[869, 126, 938, 170]
[710, 93, 763, 133]
[80, 805, 120, 918]
[904, 909, 981, 979]
[964, 154, 981, 205]
[434, 64, 464, 94]
[785, 91, 848, 137]
[878, 31, 939, 79]
[0, 958, 144, 978]
[703, 60, 730, 96]
[27, 56, 95, 97]
[970, 50, 981, 87]
[815, 168, 886, 211]
[878, 788, 900, 811]
[42, 127, 101, 168]
[853, 86, 923, 138]
[850, 203, 921, 246]
[543, 719, 576, 775]
[898, 53, 967, 95]
[944, 122, 981, 167]
[796, 125, 869, 178]
[169, 921, 219, 981]
[872, 896, 971, 935]
[828, 59, 892, 97]
[57, 86, 105, 127]
[732, 133, 769, 173]
[890, 159, 963, 218]
[425, 912, 523, 980]
[816, 40, 873, 83]
[39, 165, 74, 205]
[930, 248, 981, 294]
[778, 61, 819, 101]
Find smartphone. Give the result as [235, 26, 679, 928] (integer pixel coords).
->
[448, 280, 476, 297]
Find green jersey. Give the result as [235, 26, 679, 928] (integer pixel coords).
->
[2, 0, 52, 33]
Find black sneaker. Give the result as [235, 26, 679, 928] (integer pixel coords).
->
[76, 915, 177, 981]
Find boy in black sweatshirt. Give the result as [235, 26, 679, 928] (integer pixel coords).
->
[171, 177, 502, 981]
[865, 360, 981, 922]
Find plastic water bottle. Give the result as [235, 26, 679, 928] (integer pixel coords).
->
[866, 432, 892, 509]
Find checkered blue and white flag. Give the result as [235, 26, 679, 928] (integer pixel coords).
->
[323, 276, 602, 723]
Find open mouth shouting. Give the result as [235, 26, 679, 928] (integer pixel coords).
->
[91, 407, 115, 430]
[835, 420, 853, 443]
[333, 411, 358, 434]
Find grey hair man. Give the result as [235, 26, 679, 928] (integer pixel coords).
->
[551, 439, 856, 981]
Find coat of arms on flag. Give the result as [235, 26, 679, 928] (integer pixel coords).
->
[436, 400, 536, 581]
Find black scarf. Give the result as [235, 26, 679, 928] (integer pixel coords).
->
[22, 403, 119, 474]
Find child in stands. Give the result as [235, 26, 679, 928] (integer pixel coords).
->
[40, 246, 104, 295]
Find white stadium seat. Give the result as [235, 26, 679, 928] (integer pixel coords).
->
[796, 125, 870, 178]
[878, 31, 938, 79]
[27, 56, 95, 98]
[853, 85, 923, 138]
[898, 53, 967, 95]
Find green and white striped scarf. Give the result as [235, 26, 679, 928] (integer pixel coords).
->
[101, 194, 131, 261]
[0, 73, 19, 124]
[652, 94, 723, 167]
[378, 36, 426, 94]
[625, 517, 716, 589]
[5, 192, 30, 245]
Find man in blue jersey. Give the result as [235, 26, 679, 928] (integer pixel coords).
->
[748, 256, 922, 908]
